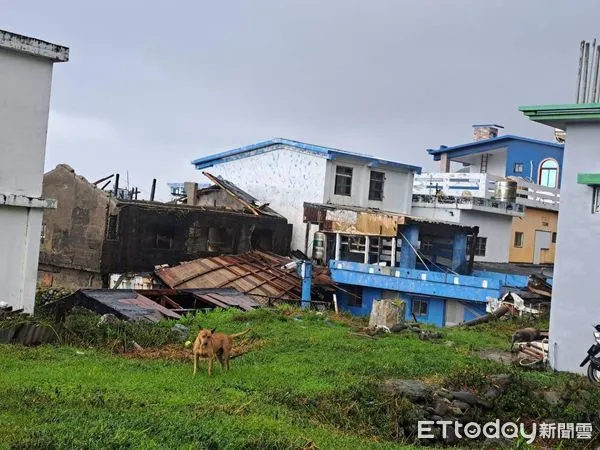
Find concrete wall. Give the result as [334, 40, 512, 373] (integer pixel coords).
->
[548, 123, 600, 374]
[410, 205, 461, 223]
[459, 210, 512, 262]
[38, 264, 103, 290]
[39, 165, 112, 276]
[509, 208, 557, 264]
[467, 149, 507, 176]
[0, 47, 61, 313]
[323, 159, 414, 213]
[203, 145, 328, 252]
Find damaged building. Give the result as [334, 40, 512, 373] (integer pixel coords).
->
[38, 165, 292, 289]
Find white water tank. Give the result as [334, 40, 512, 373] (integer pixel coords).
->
[312, 232, 326, 261]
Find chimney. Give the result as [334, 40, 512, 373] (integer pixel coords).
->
[184, 182, 198, 206]
[472, 124, 504, 141]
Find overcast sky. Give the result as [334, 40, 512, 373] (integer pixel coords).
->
[3, 1, 599, 200]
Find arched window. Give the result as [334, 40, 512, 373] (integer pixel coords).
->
[538, 159, 559, 188]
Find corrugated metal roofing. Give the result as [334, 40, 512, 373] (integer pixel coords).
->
[155, 250, 335, 302]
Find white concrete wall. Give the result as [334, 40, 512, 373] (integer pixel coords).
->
[548, 123, 600, 374]
[467, 149, 507, 177]
[202, 145, 328, 252]
[0, 46, 61, 313]
[410, 206, 461, 223]
[323, 159, 414, 213]
[458, 210, 512, 263]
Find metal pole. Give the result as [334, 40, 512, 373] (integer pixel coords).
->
[592, 44, 600, 103]
[300, 260, 312, 309]
[114, 173, 120, 196]
[150, 179, 157, 201]
[595, 45, 600, 102]
[582, 42, 590, 103]
[586, 39, 596, 103]
[576, 41, 585, 103]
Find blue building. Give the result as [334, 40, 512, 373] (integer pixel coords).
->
[304, 202, 543, 326]
[427, 124, 564, 188]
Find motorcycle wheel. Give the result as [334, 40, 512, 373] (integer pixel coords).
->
[587, 364, 600, 383]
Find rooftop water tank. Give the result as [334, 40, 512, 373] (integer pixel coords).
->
[494, 178, 518, 203]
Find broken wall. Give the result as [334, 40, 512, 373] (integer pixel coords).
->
[101, 202, 292, 274]
[38, 165, 115, 287]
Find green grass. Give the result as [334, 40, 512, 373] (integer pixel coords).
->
[0, 308, 597, 449]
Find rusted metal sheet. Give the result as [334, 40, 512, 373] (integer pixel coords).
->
[155, 250, 336, 302]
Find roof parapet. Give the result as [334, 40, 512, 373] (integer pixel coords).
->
[0, 29, 69, 62]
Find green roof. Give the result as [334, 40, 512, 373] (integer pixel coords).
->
[519, 103, 600, 129]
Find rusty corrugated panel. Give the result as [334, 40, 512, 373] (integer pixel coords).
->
[155, 250, 335, 302]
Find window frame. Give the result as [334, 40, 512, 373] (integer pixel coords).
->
[514, 162, 524, 173]
[538, 159, 559, 188]
[368, 170, 385, 201]
[334, 165, 353, 196]
[467, 236, 487, 257]
[593, 186, 600, 214]
[412, 299, 429, 317]
[514, 231, 524, 248]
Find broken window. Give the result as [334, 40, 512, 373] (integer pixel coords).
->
[106, 215, 119, 241]
[345, 285, 363, 307]
[334, 166, 353, 196]
[593, 186, 600, 214]
[514, 232, 524, 248]
[412, 299, 428, 317]
[368, 171, 385, 201]
[251, 229, 274, 251]
[154, 231, 173, 249]
[514, 163, 524, 173]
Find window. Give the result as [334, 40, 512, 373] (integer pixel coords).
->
[345, 285, 362, 307]
[467, 236, 487, 257]
[514, 232, 524, 248]
[538, 159, 559, 188]
[106, 215, 119, 240]
[155, 231, 173, 249]
[412, 299, 428, 317]
[514, 163, 524, 173]
[41, 223, 47, 244]
[368, 171, 385, 201]
[552, 232, 557, 243]
[593, 186, 600, 214]
[334, 166, 353, 196]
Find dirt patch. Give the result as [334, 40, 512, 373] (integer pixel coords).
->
[476, 349, 516, 366]
[122, 339, 265, 362]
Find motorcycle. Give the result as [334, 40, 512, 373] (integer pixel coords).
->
[580, 324, 600, 382]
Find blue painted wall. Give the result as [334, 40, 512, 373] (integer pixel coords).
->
[462, 301, 487, 322]
[506, 141, 563, 187]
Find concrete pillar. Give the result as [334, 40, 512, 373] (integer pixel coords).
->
[391, 237, 397, 267]
[0, 31, 68, 314]
[335, 233, 341, 260]
[399, 225, 420, 269]
[439, 153, 451, 172]
[299, 260, 312, 309]
[364, 236, 370, 264]
[184, 182, 198, 206]
[452, 233, 468, 273]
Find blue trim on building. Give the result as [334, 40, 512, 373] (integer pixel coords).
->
[427, 135, 563, 158]
[330, 261, 502, 303]
[191, 138, 422, 174]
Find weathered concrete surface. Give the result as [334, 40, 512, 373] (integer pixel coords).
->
[0, 32, 67, 313]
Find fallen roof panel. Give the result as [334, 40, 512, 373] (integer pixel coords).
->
[155, 250, 335, 302]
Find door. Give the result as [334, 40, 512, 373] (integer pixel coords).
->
[444, 300, 464, 327]
[534, 230, 552, 264]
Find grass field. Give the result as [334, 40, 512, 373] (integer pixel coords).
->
[0, 307, 598, 449]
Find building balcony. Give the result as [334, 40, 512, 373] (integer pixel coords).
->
[413, 173, 560, 212]
[412, 193, 525, 217]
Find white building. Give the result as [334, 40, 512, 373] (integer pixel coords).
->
[412, 125, 562, 264]
[191, 138, 421, 252]
[0, 30, 69, 313]
[521, 102, 600, 374]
